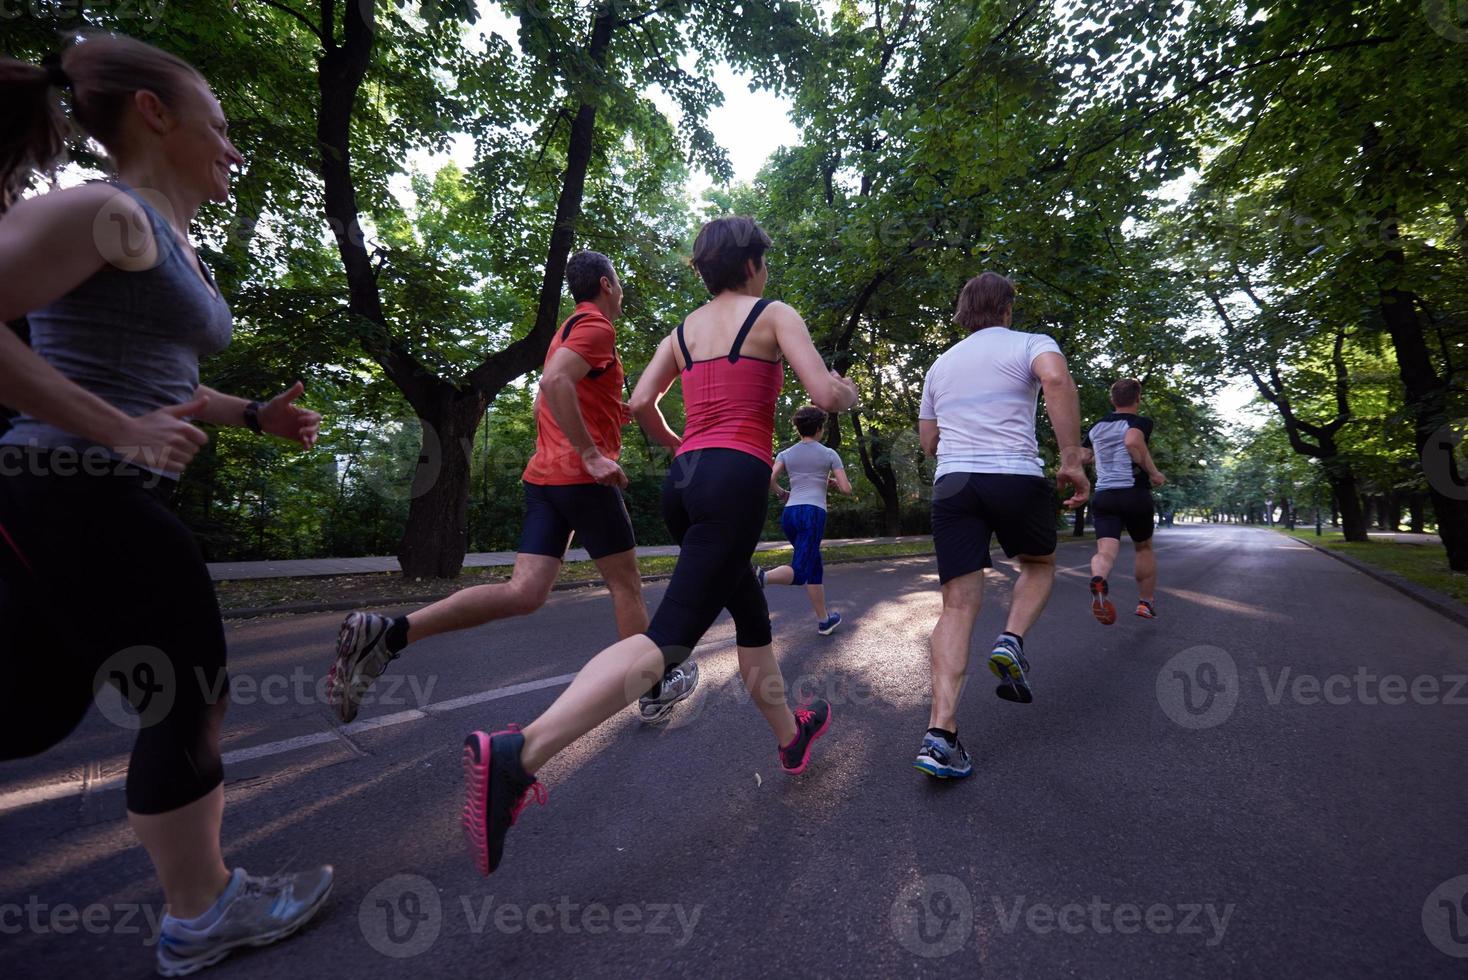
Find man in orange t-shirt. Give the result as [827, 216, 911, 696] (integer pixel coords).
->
[329, 252, 699, 724]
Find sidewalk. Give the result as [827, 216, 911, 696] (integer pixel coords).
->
[207, 536, 933, 581]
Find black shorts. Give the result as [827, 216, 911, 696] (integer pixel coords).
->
[1092, 486, 1155, 542]
[519, 481, 636, 561]
[931, 472, 1057, 584]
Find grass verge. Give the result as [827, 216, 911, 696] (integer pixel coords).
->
[1276, 528, 1468, 606]
[215, 539, 942, 613]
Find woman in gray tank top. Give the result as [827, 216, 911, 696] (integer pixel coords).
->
[0, 34, 329, 976]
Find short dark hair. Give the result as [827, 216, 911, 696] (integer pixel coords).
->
[953, 272, 1016, 331]
[691, 216, 772, 294]
[793, 405, 826, 438]
[566, 250, 616, 302]
[1111, 378, 1142, 408]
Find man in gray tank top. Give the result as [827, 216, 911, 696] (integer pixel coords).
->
[757, 406, 853, 633]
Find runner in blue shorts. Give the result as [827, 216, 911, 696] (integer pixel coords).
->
[758, 405, 852, 634]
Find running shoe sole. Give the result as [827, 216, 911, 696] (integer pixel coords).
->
[913, 756, 973, 779]
[989, 650, 1034, 704]
[462, 732, 493, 876]
[1136, 604, 1157, 619]
[155, 878, 334, 977]
[1090, 582, 1116, 625]
[780, 704, 832, 775]
[817, 620, 841, 636]
[328, 612, 389, 724]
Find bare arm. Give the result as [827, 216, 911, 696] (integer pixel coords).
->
[1032, 352, 1090, 508]
[541, 346, 625, 487]
[832, 466, 854, 494]
[919, 418, 939, 458]
[1125, 427, 1165, 485]
[629, 336, 683, 452]
[770, 458, 790, 500]
[769, 304, 858, 412]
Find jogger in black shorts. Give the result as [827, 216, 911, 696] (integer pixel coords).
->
[1084, 378, 1166, 622]
[1, 35, 329, 975]
[329, 252, 698, 726]
[914, 272, 1088, 779]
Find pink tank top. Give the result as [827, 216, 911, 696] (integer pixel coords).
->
[675, 299, 784, 466]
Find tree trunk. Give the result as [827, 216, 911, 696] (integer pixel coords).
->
[397, 392, 485, 578]
[851, 412, 901, 536]
[1072, 502, 1087, 537]
[1328, 469, 1369, 542]
[1365, 123, 1468, 570]
[1409, 492, 1426, 534]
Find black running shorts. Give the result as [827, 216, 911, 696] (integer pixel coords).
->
[931, 472, 1057, 584]
[519, 481, 636, 561]
[1091, 486, 1155, 543]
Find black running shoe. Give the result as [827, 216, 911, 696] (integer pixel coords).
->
[778, 699, 832, 774]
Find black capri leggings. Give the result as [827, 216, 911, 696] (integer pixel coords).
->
[646, 448, 773, 665]
[0, 454, 228, 815]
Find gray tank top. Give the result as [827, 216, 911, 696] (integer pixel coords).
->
[1, 182, 233, 475]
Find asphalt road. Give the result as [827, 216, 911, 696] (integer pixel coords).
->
[3, 524, 1468, 979]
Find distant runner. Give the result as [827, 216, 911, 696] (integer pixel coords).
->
[1084, 378, 1165, 623]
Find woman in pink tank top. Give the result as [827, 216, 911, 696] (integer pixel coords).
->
[459, 217, 859, 877]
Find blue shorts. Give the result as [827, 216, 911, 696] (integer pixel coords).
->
[781, 504, 828, 585]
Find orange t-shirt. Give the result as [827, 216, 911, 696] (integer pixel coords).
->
[522, 303, 625, 486]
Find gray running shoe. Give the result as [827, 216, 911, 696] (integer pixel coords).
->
[328, 612, 398, 723]
[155, 866, 333, 977]
[639, 661, 700, 724]
[913, 731, 973, 779]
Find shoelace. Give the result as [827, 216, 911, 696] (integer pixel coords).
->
[509, 782, 547, 824]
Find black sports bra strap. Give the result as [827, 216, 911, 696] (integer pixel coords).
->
[728, 298, 773, 362]
[675, 322, 694, 371]
[559, 312, 592, 342]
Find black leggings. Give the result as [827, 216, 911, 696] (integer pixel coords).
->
[0, 456, 228, 815]
[646, 449, 773, 665]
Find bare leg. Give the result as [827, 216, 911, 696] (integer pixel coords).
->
[928, 571, 983, 732]
[1004, 553, 1056, 638]
[737, 642, 799, 745]
[129, 786, 232, 919]
[519, 635, 666, 773]
[1090, 538, 1120, 580]
[1134, 539, 1156, 601]
[591, 549, 649, 639]
[764, 564, 795, 586]
[805, 584, 828, 621]
[405, 552, 561, 646]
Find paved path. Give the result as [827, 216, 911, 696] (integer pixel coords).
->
[4, 525, 1467, 978]
[206, 536, 933, 581]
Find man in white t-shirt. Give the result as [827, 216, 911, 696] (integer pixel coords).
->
[913, 271, 1089, 780]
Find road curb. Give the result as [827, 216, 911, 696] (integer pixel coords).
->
[220, 549, 940, 620]
[1286, 534, 1468, 630]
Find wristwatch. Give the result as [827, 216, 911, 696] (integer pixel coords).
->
[243, 400, 264, 434]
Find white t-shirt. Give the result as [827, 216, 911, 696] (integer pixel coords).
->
[918, 326, 1063, 481]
